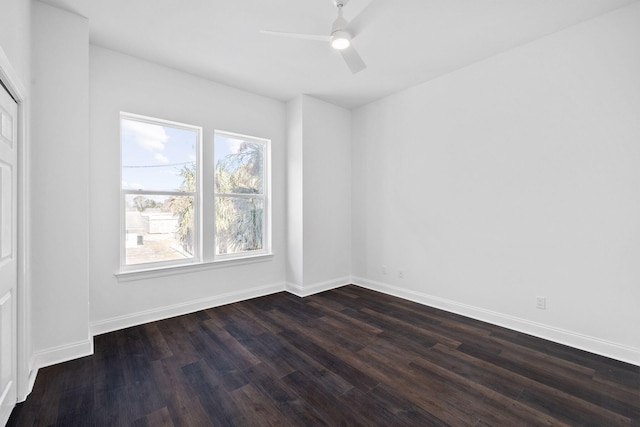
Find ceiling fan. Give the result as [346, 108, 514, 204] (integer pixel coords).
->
[261, 0, 380, 74]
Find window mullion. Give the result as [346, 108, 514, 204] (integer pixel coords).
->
[201, 127, 215, 262]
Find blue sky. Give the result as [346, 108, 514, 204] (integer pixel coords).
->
[121, 118, 197, 191]
[121, 118, 256, 192]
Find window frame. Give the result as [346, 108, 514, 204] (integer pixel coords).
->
[119, 112, 203, 272]
[118, 113, 272, 276]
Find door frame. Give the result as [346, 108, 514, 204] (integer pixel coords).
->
[0, 46, 31, 402]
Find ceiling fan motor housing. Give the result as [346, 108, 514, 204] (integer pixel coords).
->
[331, 4, 349, 33]
[330, 0, 354, 51]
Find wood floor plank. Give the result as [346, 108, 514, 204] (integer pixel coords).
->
[93, 351, 127, 393]
[8, 285, 639, 426]
[138, 322, 174, 361]
[133, 406, 175, 427]
[55, 385, 95, 425]
[278, 327, 380, 392]
[407, 357, 574, 426]
[149, 358, 214, 427]
[241, 364, 330, 426]
[365, 383, 450, 426]
[153, 316, 202, 367]
[201, 318, 263, 368]
[230, 384, 295, 427]
[592, 374, 640, 407]
[356, 343, 477, 425]
[227, 301, 284, 335]
[358, 305, 462, 348]
[304, 313, 376, 352]
[492, 328, 640, 384]
[306, 299, 384, 335]
[281, 369, 362, 426]
[237, 329, 307, 379]
[182, 359, 246, 426]
[432, 343, 632, 426]
[457, 340, 640, 421]
[334, 387, 399, 426]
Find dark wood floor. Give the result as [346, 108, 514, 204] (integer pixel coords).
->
[8, 285, 640, 426]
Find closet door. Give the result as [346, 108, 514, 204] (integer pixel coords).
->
[0, 81, 18, 425]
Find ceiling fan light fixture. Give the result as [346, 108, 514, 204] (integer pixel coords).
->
[331, 30, 351, 50]
[261, 0, 369, 73]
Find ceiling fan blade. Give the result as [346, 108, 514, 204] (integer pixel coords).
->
[340, 46, 366, 74]
[346, 0, 387, 38]
[260, 30, 330, 43]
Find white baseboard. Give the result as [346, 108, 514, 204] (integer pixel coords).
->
[90, 282, 286, 336]
[22, 368, 39, 402]
[90, 276, 349, 338]
[30, 338, 94, 372]
[15, 367, 39, 403]
[286, 276, 351, 297]
[351, 276, 640, 367]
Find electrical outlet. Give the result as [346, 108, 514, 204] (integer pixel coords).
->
[398, 269, 404, 279]
[382, 265, 387, 275]
[536, 296, 546, 310]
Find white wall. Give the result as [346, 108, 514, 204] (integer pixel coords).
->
[89, 46, 287, 333]
[31, 2, 92, 366]
[285, 95, 351, 294]
[351, 3, 640, 364]
[286, 97, 304, 287]
[0, 0, 30, 85]
[301, 96, 351, 287]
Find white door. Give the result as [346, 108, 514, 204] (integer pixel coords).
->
[0, 82, 17, 425]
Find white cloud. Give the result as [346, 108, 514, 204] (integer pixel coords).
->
[154, 153, 169, 163]
[123, 119, 168, 152]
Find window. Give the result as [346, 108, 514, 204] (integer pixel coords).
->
[214, 131, 269, 258]
[120, 113, 270, 272]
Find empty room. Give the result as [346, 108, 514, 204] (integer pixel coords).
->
[0, 0, 639, 425]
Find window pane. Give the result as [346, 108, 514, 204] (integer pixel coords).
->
[215, 197, 264, 255]
[122, 118, 197, 192]
[214, 134, 264, 194]
[125, 194, 194, 265]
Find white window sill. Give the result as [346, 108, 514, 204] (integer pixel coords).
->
[115, 253, 273, 282]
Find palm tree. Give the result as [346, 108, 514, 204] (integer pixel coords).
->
[215, 141, 264, 254]
[168, 141, 264, 256]
[167, 164, 195, 254]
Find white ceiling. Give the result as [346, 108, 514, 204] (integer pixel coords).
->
[42, 0, 637, 109]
